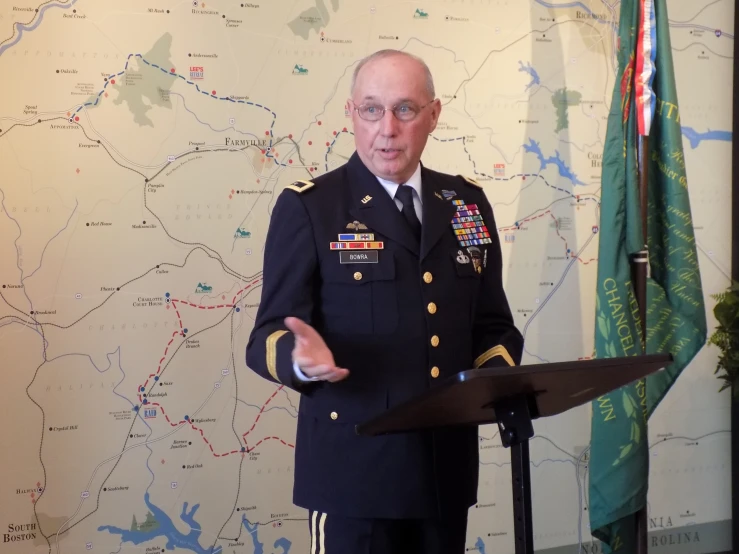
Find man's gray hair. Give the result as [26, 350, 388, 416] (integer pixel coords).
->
[350, 49, 435, 99]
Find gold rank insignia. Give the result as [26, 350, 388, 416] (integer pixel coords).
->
[459, 175, 483, 188]
[361, 195, 372, 204]
[285, 180, 314, 193]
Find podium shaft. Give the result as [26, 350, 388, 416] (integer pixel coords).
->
[511, 441, 534, 554]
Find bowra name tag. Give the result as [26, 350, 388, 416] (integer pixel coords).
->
[340, 251, 378, 264]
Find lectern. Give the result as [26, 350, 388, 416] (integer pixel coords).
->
[356, 353, 673, 554]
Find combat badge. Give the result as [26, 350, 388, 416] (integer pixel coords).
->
[346, 220, 369, 231]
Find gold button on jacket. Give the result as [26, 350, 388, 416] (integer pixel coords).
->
[430, 366, 440, 378]
[330, 411, 338, 420]
[423, 271, 433, 283]
[427, 302, 437, 314]
[430, 335, 440, 347]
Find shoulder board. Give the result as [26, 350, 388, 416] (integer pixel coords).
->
[284, 180, 314, 194]
[459, 175, 483, 189]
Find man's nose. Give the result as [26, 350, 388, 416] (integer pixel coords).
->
[379, 109, 400, 136]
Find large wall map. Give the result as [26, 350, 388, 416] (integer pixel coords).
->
[0, 1, 733, 552]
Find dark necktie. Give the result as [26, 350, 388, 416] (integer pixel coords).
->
[395, 185, 422, 243]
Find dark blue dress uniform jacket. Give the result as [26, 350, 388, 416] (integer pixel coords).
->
[246, 152, 524, 520]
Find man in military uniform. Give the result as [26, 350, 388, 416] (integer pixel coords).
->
[246, 49, 523, 553]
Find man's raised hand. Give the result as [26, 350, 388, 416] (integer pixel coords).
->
[285, 317, 350, 383]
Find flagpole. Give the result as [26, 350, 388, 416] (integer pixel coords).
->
[632, 134, 649, 553]
[632, 3, 650, 551]
[731, 1, 739, 548]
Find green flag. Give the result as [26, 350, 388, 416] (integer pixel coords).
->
[589, 0, 707, 552]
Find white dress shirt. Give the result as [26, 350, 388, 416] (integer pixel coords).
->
[293, 163, 424, 381]
[374, 162, 424, 222]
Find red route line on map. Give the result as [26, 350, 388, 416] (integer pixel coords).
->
[497, 210, 597, 265]
[548, 213, 597, 265]
[497, 210, 551, 232]
[133, 277, 291, 457]
[145, 388, 294, 457]
[138, 279, 262, 392]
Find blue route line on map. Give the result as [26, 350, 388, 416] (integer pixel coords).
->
[436, 135, 597, 203]
[324, 129, 354, 170]
[328, 132, 595, 205]
[23, 198, 78, 282]
[170, 92, 262, 140]
[74, 53, 288, 166]
[0, 0, 78, 57]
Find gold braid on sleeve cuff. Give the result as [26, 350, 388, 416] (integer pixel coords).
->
[473, 345, 515, 369]
[266, 330, 289, 382]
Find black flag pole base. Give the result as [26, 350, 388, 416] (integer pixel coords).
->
[488, 395, 535, 554]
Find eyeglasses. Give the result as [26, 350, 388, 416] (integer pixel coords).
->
[352, 100, 435, 122]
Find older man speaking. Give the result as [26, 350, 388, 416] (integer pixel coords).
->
[246, 49, 523, 553]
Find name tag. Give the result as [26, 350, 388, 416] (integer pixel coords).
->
[340, 251, 378, 264]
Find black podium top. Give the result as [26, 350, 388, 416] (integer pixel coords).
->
[356, 353, 672, 436]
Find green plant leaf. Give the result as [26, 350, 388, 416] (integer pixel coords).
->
[618, 443, 633, 460]
[623, 391, 636, 418]
[709, 284, 739, 394]
[632, 420, 641, 443]
[714, 299, 739, 329]
[598, 313, 609, 340]
[608, 341, 618, 358]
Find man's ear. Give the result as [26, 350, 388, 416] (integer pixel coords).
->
[428, 98, 442, 133]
